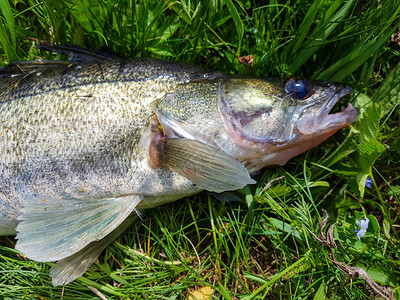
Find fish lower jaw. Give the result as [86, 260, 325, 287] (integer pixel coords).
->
[243, 130, 339, 171]
[297, 103, 357, 135]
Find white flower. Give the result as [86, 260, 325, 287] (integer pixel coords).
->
[354, 218, 369, 240]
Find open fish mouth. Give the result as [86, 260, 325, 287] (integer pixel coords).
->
[296, 85, 358, 135]
[320, 103, 357, 128]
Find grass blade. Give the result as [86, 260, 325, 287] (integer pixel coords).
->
[287, 0, 354, 75]
[317, 23, 400, 81]
[222, 0, 244, 54]
[0, 0, 15, 47]
[0, 0, 17, 62]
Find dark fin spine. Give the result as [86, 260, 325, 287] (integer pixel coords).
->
[37, 44, 124, 62]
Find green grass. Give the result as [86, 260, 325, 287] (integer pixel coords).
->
[1, 0, 400, 299]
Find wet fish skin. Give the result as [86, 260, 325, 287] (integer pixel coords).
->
[0, 58, 213, 235]
[0, 54, 357, 286]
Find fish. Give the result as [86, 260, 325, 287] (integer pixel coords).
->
[0, 45, 357, 286]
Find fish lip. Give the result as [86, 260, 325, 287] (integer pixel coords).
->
[323, 85, 357, 125]
[297, 84, 357, 135]
[324, 84, 354, 113]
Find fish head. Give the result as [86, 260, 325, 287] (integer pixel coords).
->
[153, 77, 357, 172]
[217, 77, 357, 168]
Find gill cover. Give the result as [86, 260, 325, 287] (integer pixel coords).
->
[218, 78, 307, 147]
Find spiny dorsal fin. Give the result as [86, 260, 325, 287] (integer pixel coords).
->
[37, 43, 124, 62]
[0, 60, 72, 78]
[0, 43, 123, 78]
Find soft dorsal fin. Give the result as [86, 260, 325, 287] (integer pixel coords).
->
[16, 194, 142, 262]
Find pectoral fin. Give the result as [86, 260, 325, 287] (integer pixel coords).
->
[50, 215, 137, 286]
[159, 139, 255, 193]
[16, 195, 142, 262]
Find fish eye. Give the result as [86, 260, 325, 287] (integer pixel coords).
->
[285, 79, 313, 100]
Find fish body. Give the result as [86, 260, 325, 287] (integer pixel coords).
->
[0, 59, 208, 235]
[0, 48, 357, 285]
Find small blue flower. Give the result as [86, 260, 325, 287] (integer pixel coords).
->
[354, 218, 369, 240]
[365, 177, 372, 189]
